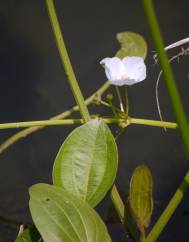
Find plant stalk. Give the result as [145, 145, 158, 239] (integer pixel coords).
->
[0, 118, 120, 129]
[110, 185, 125, 223]
[125, 87, 129, 117]
[0, 82, 110, 154]
[46, 0, 126, 228]
[129, 117, 177, 129]
[115, 87, 124, 112]
[0, 117, 178, 130]
[142, 0, 189, 156]
[45, 0, 90, 122]
[142, 1, 189, 240]
[146, 171, 189, 242]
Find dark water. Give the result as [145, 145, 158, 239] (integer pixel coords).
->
[0, 0, 189, 241]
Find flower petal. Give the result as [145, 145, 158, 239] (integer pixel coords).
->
[100, 57, 127, 85]
[110, 78, 130, 86]
[122, 56, 146, 84]
[100, 56, 146, 86]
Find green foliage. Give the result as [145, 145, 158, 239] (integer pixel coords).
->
[15, 225, 41, 242]
[53, 119, 118, 207]
[116, 32, 147, 59]
[29, 183, 112, 242]
[5, 0, 189, 240]
[129, 165, 153, 232]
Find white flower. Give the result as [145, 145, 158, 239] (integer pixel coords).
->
[100, 56, 146, 86]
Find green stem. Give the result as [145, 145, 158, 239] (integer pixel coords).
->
[0, 119, 83, 129]
[108, 99, 119, 117]
[0, 118, 120, 129]
[110, 185, 125, 224]
[125, 87, 129, 117]
[99, 101, 121, 113]
[97, 100, 112, 108]
[129, 117, 177, 129]
[45, 0, 126, 220]
[115, 87, 124, 112]
[45, 0, 90, 122]
[142, 0, 189, 157]
[45, 2, 125, 229]
[0, 117, 178, 130]
[146, 171, 189, 242]
[139, 229, 146, 242]
[0, 81, 110, 154]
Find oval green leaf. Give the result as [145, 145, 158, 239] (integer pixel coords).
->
[29, 183, 111, 242]
[116, 32, 147, 59]
[52, 119, 118, 207]
[15, 225, 41, 242]
[129, 165, 153, 231]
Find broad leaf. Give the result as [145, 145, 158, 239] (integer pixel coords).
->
[116, 32, 147, 59]
[52, 119, 118, 207]
[129, 165, 153, 231]
[15, 225, 41, 242]
[29, 183, 111, 242]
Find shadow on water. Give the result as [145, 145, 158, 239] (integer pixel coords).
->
[0, 0, 189, 241]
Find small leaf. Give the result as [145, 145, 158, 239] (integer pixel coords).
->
[52, 119, 118, 207]
[15, 225, 41, 242]
[116, 32, 147, 59]
[29, 183, 111, 242]
[129, 165, 153, 231]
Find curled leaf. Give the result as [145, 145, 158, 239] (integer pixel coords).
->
[116, 32, 147, 59]
[129, 165, 153, 231]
